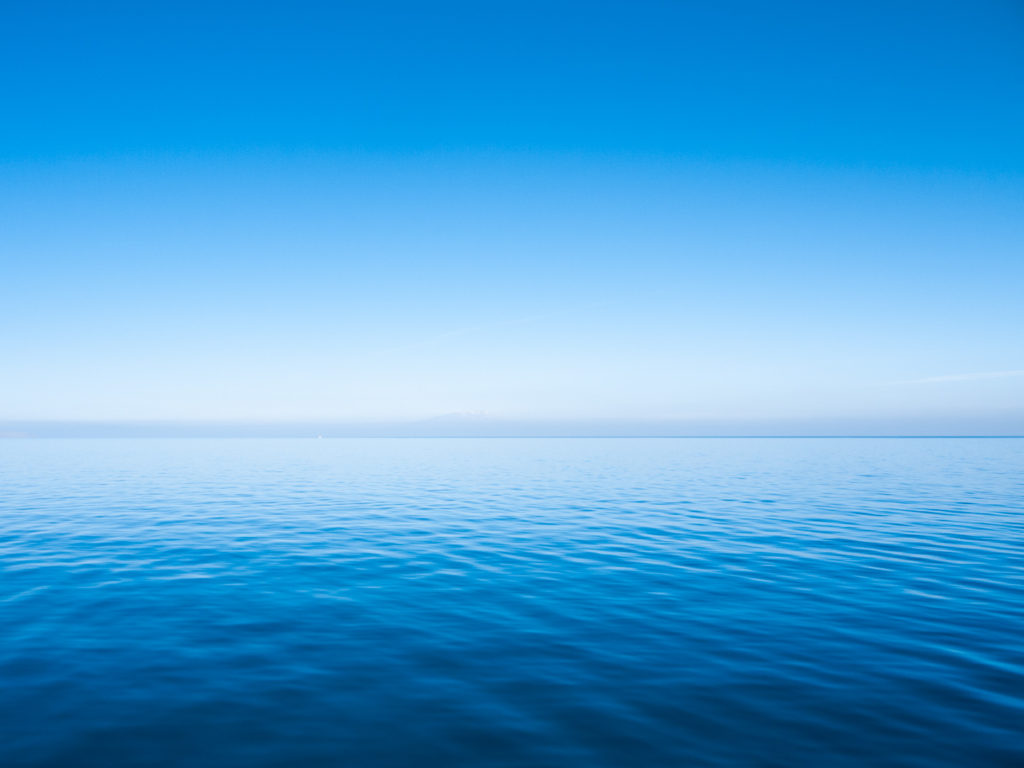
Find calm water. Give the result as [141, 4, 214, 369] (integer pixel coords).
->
[1, 438, 1022, 767]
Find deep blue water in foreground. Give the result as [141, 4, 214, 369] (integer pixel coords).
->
[1, 438, 1022, 767]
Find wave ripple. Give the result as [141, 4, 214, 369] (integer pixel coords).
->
[2, 438, 1022, 767]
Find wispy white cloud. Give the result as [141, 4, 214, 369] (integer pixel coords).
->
[902, 370, 1024, 384]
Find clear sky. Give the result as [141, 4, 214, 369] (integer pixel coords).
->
[2, 1, 1023, 434]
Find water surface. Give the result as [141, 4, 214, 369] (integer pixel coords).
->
[2, 438, 1022, 766]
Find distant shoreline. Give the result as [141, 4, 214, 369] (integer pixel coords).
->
[2, 430, 1021, 440]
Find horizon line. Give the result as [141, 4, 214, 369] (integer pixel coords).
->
[3, 417, 1022, 439]
[2, 435, 1021, 440]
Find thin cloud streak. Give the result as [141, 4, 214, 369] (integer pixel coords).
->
[901, 370, 1024, 384]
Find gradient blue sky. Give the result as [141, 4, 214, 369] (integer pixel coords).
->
[2, 1, 1023, 433]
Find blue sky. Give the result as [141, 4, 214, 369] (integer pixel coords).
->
[2, 1, 1023, 433]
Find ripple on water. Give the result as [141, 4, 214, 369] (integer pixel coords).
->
[1, 438, 1022, 767]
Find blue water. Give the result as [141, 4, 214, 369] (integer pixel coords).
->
[2, 438, 1022, 767]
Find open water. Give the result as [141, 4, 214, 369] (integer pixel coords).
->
[1, 438, 1021, 766]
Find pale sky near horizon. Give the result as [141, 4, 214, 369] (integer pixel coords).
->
[2, 1, 1023, 432]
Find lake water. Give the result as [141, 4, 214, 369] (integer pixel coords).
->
[2, 438, 1022, 766]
